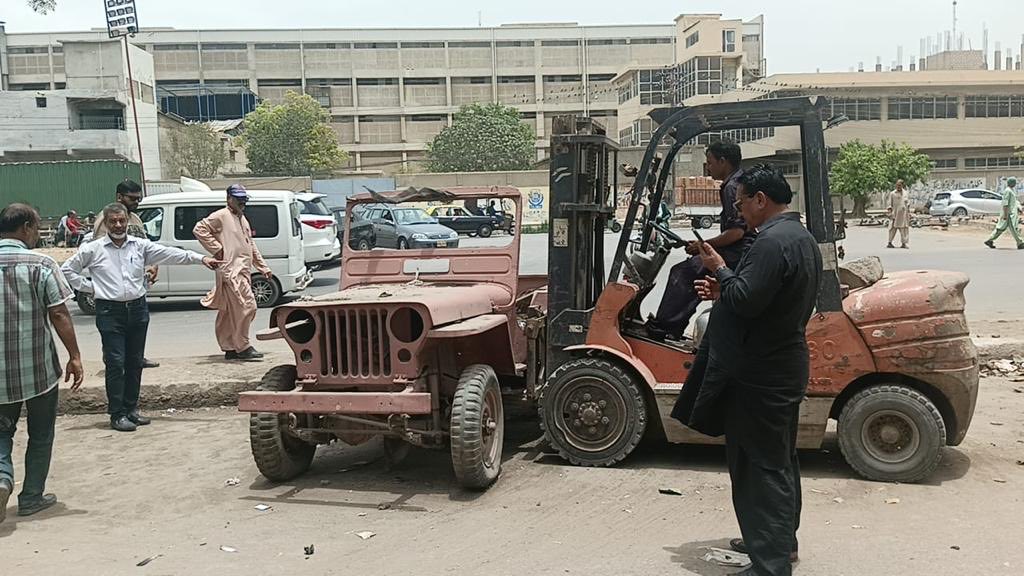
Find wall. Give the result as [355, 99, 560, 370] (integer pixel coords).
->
[312, 177, 396, 208]
[0, 160, 142, 218]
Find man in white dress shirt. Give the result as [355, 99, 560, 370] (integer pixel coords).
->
[62, 203, 220, 432]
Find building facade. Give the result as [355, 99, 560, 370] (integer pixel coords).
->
[0, 39, 161, 179]
[2, 22, 677, 172]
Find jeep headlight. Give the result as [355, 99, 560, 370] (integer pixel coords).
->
[411, 233, 427, 240]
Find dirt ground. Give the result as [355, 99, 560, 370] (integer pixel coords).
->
[2, 375, 1023, 576]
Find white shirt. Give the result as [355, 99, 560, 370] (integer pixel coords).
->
[62, 235, 206, 302]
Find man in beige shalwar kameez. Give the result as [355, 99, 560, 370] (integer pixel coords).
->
[193, 185, 273, 361]
[886, 179, 911, 249]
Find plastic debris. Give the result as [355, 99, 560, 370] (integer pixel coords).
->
[852, 525, 866, 530]
[951, 546, 961, 551]
[224, 478, 241, 487]
[993, 478, 1008, 484]
[809, 489, 828, 495]
[304, 544, 315, 556]
[357, 512, 368, 517]
[885, 498, 901, 505]
[377, 502, 392, 510]
[136, 554, 161, 567]
[658, 488, 684, 496]
[220, 546, 238, 553]
[702, 547, 750, 567]
[254, 504, 272, 512]
[355, 531, 376, 540]
[833, 497, 845, 504]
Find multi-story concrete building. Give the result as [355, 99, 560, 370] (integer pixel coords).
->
[0, 38, 161, 178]
[2, 22, 678, 172]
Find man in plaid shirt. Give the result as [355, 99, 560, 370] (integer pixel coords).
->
[0, 204, 84, 523]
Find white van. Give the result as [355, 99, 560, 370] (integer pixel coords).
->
[75, 189, 312, 313]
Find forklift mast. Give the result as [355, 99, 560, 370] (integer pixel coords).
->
[547, 116, 619, 367]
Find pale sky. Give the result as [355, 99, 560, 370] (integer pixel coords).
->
[2, 0, 1022, 73]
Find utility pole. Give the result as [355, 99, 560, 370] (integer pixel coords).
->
[952, 1, 958, 46]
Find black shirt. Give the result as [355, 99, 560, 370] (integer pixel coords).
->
[707, 212, 823, 390]
[717, 169, 756, 264]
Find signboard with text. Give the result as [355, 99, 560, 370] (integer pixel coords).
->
[103, 0, 139, 38]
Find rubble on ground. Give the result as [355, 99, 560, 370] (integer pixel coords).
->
[979, 357, 1024, 379]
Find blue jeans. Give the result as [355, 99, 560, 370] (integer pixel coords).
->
[0, 385, 59, 505]
[95, 298, 150, 419]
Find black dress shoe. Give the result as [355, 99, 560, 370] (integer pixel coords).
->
[127, 411, 151, 426]
[111, 416, 138, 432]
[142, 358, 160, 369]
[729, 538, 799, 563]
[18, 493, 57, 517]
[224, 350, 238, 360]
[236, 347, 265, 361]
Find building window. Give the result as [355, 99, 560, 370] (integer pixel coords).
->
[828, 98, 882, 121]
[153, 44, 199, 51]
[201, 43, 246, 51]
[931, 158, 958, 170]
[541, 40, 579, 47]
[722, 30, 736, 53]
[965, 95, 1024, 118]
[7, 46, 49, 54]
[353, 42, 398, 50]
[586, 39, 627, 46]
[676, 56, 723, 101]
[35, 97, 47, 108]
[888, 96, 958, 120]
[964, 156, 1024, 169]
[638, 69, 668, 105]
[618, 78, 638, 104]
[686, 32, 700, 48]
[631, 38, 673, 45]
[255, 43, 299, 50]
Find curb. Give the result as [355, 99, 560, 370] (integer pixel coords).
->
[974, 337, 1024, 360]
[58, 378, 264, 415]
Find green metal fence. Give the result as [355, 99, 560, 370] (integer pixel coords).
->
[0, 160, 143, 219]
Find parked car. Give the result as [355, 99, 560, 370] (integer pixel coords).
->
[330, 206, 376, 251]
[74, 190, 313, 315]
[295, 192, 342, 265]
[930, 188, 1006, 217]
[363, 204, 460, 249]
[424, 205, 505, 238]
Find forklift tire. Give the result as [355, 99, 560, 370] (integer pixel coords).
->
[249, 365, 317, 482]
[539, 357, 646, 467]
[837, 384, 946, 483]
[450, 365, 504, 490]
[610, 221, 622, 233]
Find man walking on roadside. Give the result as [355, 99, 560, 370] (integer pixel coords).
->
[193, 185, 273, 361]
[62, 203, 220, 432]
[646, 140, 755, 340]
[886, 179, 911, 249]
[678, 165, 822, 576]
[984, 177, 1023, 250]
[94, 179, 162, 368]
[1, 204, 85, 522]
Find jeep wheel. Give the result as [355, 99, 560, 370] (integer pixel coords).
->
[838, 384, 946, 483]
[76, 291, 96, 315]
[249, 365, 317, 482]
[477, 224, 493, 238]
[450, 364, 504, 490]
[539, 357, 646, 467]
[251, 275, 281, 308]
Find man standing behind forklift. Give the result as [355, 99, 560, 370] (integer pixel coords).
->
[689, 165, 822, 576]
[646, 140, 754, 340]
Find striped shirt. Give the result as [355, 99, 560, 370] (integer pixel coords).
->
[0, 239, 75, 404]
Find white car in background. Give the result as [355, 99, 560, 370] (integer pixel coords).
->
[295, 192, 342, 266]
[929, 189, 1006, 217]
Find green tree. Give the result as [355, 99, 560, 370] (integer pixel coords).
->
[241, 92, 348, 176]
[167, 123, 229, 179]
[830, 139, 932, 217]
[427, 103, 535, 172]
[28, 0, 56, 13]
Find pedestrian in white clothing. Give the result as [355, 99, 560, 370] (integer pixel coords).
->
[61, 203, 221, 432]
[886, 179, 911, 249]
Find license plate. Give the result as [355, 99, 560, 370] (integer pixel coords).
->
[436, 241, 447, 247]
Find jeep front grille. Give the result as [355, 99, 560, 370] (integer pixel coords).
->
[318, 309, 392, 378]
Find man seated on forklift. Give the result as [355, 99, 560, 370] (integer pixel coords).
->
[646, 140, 755, 341]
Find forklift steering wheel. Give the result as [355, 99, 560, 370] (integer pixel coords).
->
[650, 220, 686, 249]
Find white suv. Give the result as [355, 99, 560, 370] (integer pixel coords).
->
[295, 192, 342, 266]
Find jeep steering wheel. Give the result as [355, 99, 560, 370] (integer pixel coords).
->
[650, 220, 686, 249]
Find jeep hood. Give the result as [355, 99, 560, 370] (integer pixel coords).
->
[287, 283, 511, 326]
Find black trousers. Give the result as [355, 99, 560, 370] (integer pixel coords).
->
[95, 298, 150, 419]
[652, 254, 705, 338]
[726, 399, 802, 576]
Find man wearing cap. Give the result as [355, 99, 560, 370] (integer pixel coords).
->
[984, 177, 1023, 250]
[193, 185, 273, 361]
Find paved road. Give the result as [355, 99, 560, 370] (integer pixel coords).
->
[69, 223, 1018, 362]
